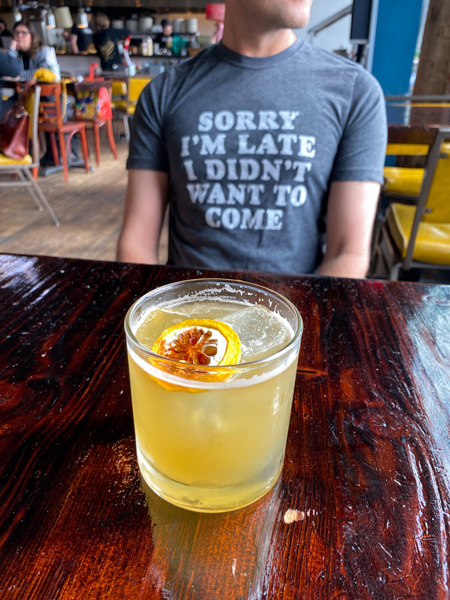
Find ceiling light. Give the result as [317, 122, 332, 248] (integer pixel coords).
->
[54, 6, 73, 29]
[45, 8, 56, 29]
[77, 0, 88, 28]
[12, 7, 22, 22]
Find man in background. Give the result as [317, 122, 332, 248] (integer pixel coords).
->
[0, 17, 12, 49]
[70, 7, 94, 54]
[93, 12, 128, 71]
[117, 0, 387, 278]
[153, 19, 173, 52]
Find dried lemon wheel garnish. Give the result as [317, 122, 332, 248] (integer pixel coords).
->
[151, 318, 241, 388]
[152, 318, 241, 367]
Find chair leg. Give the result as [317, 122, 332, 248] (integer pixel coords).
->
[106, 119, 119, 160]
[123, 115, 130, 143]
[94, 123, 101, 167]
[22, 167, 60, 226]
[50, 133, 59, 167]
[79, 128, 90, 173]
[58, 131, 69, 183]
[389, 263, 401, 281]
[33, 138, 40, 180]
[16, 169, 42, 211]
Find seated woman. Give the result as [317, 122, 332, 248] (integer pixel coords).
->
[7, 20, 59, 79]
[7, 20, 71, 167]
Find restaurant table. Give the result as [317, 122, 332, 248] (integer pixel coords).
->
[1, 253, 449, 600]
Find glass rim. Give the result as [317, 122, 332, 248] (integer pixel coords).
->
[124, 277, 303, 371]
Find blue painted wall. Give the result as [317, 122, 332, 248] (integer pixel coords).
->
[371, 0, 424, 95]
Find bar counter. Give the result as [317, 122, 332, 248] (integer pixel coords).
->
[0, 253, 449, 599]
[56, 53, 180, 77]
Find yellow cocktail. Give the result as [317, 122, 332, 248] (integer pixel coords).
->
[125, 279, 303, 512]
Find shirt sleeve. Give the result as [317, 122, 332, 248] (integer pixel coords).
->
[331, 68, 387, 185]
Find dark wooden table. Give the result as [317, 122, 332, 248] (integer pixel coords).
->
[1, 253, 449, 600]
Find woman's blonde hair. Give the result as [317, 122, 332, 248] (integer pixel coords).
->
[94, 12, 110, 32]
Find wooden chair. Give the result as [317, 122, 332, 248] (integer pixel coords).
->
[371, 126, 450, 279]
[73, 81, 118, 167]
[0, 85, 60, 226]
[38, 82, 90, 183]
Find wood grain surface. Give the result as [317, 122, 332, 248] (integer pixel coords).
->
[0, 254, 449, 599]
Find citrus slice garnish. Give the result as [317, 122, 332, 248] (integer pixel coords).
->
[150, 318, 241, 389]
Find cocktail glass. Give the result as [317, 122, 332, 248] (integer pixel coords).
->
[125, 278, 303, 513]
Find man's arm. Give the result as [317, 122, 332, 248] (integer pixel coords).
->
[317, 180, 380, 278]
[70, 34, 79, 54]
[117, 169, 169, 265]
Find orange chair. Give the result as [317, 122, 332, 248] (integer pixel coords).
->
[73, 81, 118, 167]
[38, 82, 90, 183]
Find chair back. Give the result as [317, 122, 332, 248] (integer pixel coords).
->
[112, 80, 127, 97]
[38, 83, 64, 129]
[13, 82, 41, 166]
[28, 85, 41, 167]
[421, 142, 450, 223]
[73, 81, 113, 121]
[398, 127, 450, 268]
[128, 77, 150, 104]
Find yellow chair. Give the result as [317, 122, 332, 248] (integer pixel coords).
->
[111, 76, 150, 142]
[0, 85, 60, 226]
[371, 127, 450, 279]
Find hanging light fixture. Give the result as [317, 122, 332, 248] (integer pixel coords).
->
[55, 6, 73, 29]
[76, 0, 88, 29]
[45, 6, 56, 29]
[12, 0, 22, 22]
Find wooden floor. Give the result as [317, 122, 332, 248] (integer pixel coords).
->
[0, 136, 168, 264]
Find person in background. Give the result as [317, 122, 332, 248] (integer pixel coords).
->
[0, 17, 12, 49]
[70, 7, 94, 54]
[0, 48, 20, 118]
[7, 20, 67, 167]
[154, 19, 173, 51]
[0, 17, 11, 34]
[117, 0, 387, 279]
[93, 12, 128, 71]
[7, 20, 59, 80]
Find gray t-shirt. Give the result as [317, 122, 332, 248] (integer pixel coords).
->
[127, 40, 387, 274]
